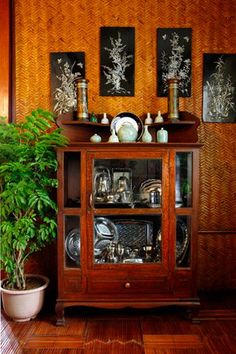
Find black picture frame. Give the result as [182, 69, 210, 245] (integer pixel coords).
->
[50, 52, 85, 115]
[100, 27, 135, 96]
[157, 28, 192, 97]
[202, 53, 236, 123]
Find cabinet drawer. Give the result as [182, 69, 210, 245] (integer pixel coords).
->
[88, 277, 169, 294]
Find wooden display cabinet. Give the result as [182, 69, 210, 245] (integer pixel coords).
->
[55, 115, 201, 325]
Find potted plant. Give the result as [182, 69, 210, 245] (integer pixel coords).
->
[0, 108, 68, 321]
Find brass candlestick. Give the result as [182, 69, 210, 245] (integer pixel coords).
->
[167, 78, 179, 120]
[76, 78, 89, 120]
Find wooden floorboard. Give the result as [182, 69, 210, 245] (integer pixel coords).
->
[1, 293, 236, 353]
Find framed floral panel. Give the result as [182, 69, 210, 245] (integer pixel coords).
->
[202, 54, 236, 123]
[50, 52, 85, 115]
[157, 28, 192, 97]
[100, 27, 135, 96]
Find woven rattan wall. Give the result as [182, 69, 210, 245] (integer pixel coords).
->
[14, 0, 236, 290]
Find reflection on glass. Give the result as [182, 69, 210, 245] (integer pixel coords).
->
[64, 215, 80, 268]
[64, 152, 81, 207]
[176, 215, 191, 268]
[93, 159, 162, 208]
[93, 215, 162, 264]
[175, 152, 192, 207]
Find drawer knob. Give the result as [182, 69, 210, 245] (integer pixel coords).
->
[124, 282, 131, 288]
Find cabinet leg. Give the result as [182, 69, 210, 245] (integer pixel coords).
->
[55, 302, 65, 326]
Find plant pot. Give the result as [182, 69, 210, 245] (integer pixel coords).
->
[0, 274, 49, 322]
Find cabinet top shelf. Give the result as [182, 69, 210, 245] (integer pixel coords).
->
[60, 120, 195, 127]
[56, 111, 200, 144]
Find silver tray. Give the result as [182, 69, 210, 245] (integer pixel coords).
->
[65, 228, 80, 262]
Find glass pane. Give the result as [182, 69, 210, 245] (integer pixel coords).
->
[64, 152, 81, 207]
[175, 152, 192, 207]
[94, 215, 162, 264]
[64, 215, 80, 268]
[93, 159, 162, 208]
[176, 215, 191, 268]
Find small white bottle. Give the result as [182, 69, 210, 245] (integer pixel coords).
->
[157, 127, 168, 143]
[101, 113, 109, 124]
[108, 129, 119, 143]
[144, 112, 153, 125]
[154, 111, 164, 123]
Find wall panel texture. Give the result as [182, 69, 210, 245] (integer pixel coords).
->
[14, 0, 236, 290]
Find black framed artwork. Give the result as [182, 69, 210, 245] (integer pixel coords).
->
[100, 27, 135, 96]
[157, 28, 192, 97]
[50, 52, 85, 115]
[202, 53, 236, 123]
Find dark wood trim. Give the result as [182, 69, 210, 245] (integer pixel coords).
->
[0, 0, 14, 121]
[9, 0, 15, 121]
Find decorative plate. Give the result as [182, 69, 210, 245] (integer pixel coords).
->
[65, 228, 80, 262]
[110, 112, 143, 140]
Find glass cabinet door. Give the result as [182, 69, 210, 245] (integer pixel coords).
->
[64, 152, 81, 208]
[93, 158, 162, 208]
[175, 152, 193, 268]
[88, 154, 168, 266]
[64, 215, 80, 268]
[175, 152, 192, 208]
[62, 151, 81, 269]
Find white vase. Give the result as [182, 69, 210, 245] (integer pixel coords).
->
[144, 112, 153, 125]
[154, 111, 164, 123]
[1, 274, 49, 322]
[108, 129, 119, 142]
[142, 125, 152, 142]
[101, 113, 109, 124]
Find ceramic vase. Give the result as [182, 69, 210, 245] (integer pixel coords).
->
[142, 125, 152, 142]
[108, 129, 119, 143]
[117, 123, 138, 142]
[90, 133, 102, 143]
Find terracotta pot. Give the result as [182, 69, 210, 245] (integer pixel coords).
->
[0, 274, 49, 322]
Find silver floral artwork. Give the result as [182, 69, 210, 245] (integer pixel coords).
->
[157, 28, 192, 97]
[50, 52, 85, 115]
[203, 54, 236, 123]
[100, 27, 135, 96]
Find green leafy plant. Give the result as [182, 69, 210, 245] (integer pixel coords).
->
[0, 109, 68, 290]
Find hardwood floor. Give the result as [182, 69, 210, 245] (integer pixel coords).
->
[1, 292, 236, 353]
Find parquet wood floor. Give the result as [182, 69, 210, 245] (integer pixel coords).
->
[1, 292, 236, 353]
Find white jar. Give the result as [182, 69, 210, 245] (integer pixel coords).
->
[157, 127, 168, 143]
[90, 133, 102, 143]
